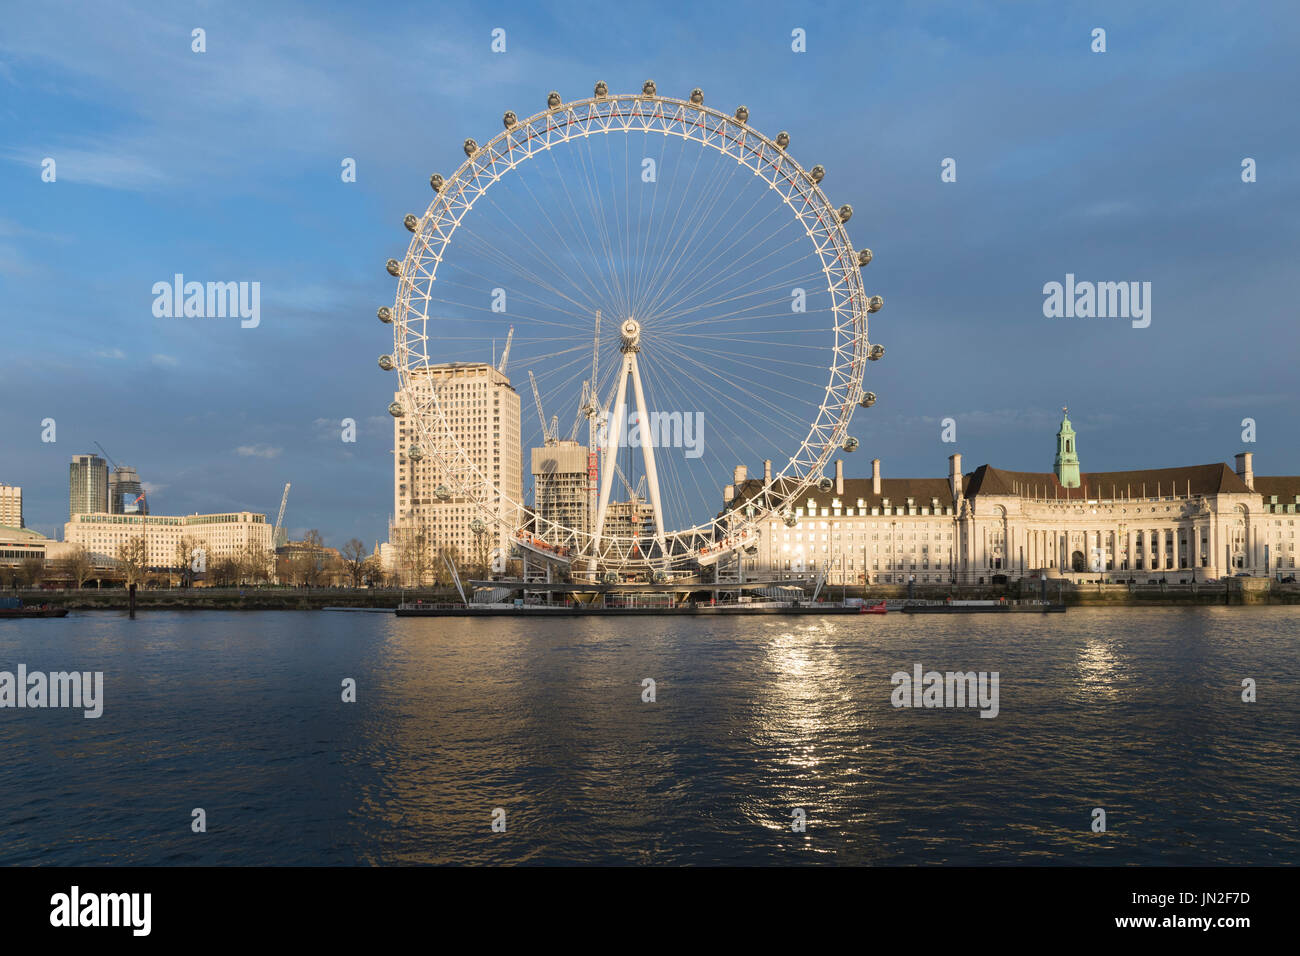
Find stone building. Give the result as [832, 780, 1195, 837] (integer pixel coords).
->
[722, 411, 1299, 585]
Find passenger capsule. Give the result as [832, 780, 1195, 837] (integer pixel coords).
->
[776, 131, 790, 148]
[594, 80, 608, 97]
[652, 568, 669, 583]
[463, 138, 478, 157]
[503, 110, 518, 128]
[403, 213, 418, 232]
[843, 436, 860, 452]
[689, 88, 704, 104]
[858, 248, 873, 267]
[868, 295, 884, 313]
[406, 444, 423, 462]
[470, 517, 486, 534]
[378, 354, 395, 371]
[735, 105, 749, 122]
[808, 164, 825, 183]
[869, 344, 885, 361]
[838, 204, 853, 224]
[429, 173, 444, 192]
[642, 79, 656, 96]
[783, 511, 798, 528]
[859, 391, 877, 408]
[377, 306, 393, 323]
[435, 484, 450, 500]
[603, 570, 618, 584]
[818, 477, 834, 493]
[547, 91, 561, 109]
[385, 258, 401, 277]
[388, 401, 404, 418]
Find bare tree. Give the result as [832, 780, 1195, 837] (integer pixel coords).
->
[17, 557, 44, 588]
[238, 541, 272, 585]
[340, 538, 368, 588]
[292, 530, 327, 587]
[115, 538, 147, 587]
[55, 544, 95, 589]
[211, 557, 239, 587]
[397, 524, 431, 587]
[173, 535, 203, 587]
[437, 545, 463, 590]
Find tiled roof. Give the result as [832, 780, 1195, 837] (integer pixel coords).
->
[1254, 476, 1300, 502]
[964, 462, 1252, 499]
[727, 460, 1279, 512]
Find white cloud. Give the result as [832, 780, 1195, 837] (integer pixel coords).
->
[150, 354, 178, 367]
[236, 444, 281, 459]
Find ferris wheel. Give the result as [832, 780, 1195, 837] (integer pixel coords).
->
[378, 82, 884, 578]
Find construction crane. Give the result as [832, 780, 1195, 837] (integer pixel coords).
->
[273, 483, 291, 547]
[527, 371, 558, 446]
[496, 325, 513, 373]
[93, 440, 119, 471]
[613, 462, 645, 500]
[95, 440, 148, 513]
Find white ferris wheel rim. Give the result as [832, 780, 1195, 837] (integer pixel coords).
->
[388, 88, 873, 571]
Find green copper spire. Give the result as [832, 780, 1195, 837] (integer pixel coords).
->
[1054, 405, 1081, 488]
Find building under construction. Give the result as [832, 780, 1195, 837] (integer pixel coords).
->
[531, 440, 591, 543]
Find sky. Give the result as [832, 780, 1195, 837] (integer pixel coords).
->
[1, 0, 1297, 545]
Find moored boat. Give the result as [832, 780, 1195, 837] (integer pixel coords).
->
[0, 598, 69, 618]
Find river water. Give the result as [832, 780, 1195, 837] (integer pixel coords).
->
[1, 607, 1296, 865]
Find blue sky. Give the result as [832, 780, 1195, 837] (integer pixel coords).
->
[1, 0, 1297, 545]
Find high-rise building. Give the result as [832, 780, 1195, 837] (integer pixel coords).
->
[69, 454, 109, 518]
[0, 484, 22, 528]
[392, 362, 522, 575]
[109, 465, 148, 515]
[531, 440, 591, 543]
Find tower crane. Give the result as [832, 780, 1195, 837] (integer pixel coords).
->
[273, 483, 291, 547]
[527, 371, 558, 445]
[496, 325, 513, 373]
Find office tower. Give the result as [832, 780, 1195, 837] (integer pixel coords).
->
[69, 454, 109, 518]
[392, 362, 522, 572]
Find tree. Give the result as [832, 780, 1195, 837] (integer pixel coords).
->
[173, 535, 203, 587]
[211, 556, 239, 587]
[115, 538, 147, 587]
[340, 539, 368, 588]
[396, 524, 432, 587]
[17, 557, 44, 588]
[293, 530, 327, 587]
[437, 545, 463, 590]
[55, 544, 94, 589]
[238, 541, 272, 585]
